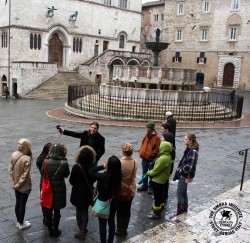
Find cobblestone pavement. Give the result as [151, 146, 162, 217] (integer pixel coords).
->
[0, 90, 249, 242]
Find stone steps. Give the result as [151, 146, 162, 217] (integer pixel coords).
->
[24, 71, 94, 99]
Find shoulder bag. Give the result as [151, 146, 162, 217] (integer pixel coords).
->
[78, 164, 94, 205]
[40, 160, 63, 209]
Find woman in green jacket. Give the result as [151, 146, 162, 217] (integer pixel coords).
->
[41, 143, 70, 237]
[146, 141, 172, 219]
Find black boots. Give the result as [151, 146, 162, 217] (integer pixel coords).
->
[115, 217, 130, 237]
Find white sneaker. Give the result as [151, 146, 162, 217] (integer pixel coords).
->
[16, 221, 30, 228]
[19, 221, 31, 230]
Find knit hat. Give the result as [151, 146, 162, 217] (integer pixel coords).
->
[165, 111, 172, 117]
[146, 121, 155, 131]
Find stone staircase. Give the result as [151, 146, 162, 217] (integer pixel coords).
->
[24, 71, 94, 99]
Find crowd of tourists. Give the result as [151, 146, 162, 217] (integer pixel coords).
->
[8, 112, 199, 242]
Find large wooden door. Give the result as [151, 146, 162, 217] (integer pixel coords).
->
[48, 33, 63, 67]
[222, 63, 235, 87]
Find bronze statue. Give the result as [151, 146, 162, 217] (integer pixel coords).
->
[69, 11, 78, 21]
[46, 6, 57, 17]
[155, 28, 161, 42]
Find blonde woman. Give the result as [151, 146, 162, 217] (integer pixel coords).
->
[115, 143, 137, 237]
[9, 138, 32, 230]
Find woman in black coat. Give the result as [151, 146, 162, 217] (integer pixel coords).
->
[89, 156, 122, 243]
[69, 145, 96, 240]
[41, 143, 70, 237]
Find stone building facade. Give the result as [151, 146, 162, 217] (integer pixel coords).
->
[141, 0, 250, 90]
[0, 0, 143, 96]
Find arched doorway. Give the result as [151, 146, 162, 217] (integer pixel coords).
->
[48, 33, 63, 67]
[222, 63, 235, 87]
[1, 75, 7, 96]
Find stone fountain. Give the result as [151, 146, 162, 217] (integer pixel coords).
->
[145, 28, 169, 66]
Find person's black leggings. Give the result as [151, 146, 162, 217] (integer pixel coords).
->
[15, 190, 30, 224]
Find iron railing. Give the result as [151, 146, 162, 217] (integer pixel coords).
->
[67, 85, 244, 122]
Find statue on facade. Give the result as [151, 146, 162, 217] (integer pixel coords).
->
[69, 11, 78, 21]
[155, 28, 162, 42]
[46, 6, 57, 17]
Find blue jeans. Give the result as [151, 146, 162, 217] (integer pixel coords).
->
[177, 177, 188, 205]
[141, 159, 154, 189]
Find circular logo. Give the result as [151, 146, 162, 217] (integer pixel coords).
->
[209, 202, 243, 235]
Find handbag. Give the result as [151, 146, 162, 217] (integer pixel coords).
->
[91, 193, 112, 219]
[119, 160, 135, 201]
[40, 160, 63, 209]
[78, 164, 94, 206]
[40, 160, 53, 209]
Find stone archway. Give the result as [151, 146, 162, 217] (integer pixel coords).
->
[217, 56, 241, 88]
[46, 26, 71, 69]
[108, 58, 125, 82]
[48, 33, 63, 67]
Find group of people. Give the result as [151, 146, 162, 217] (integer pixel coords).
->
[8, 114, 199, 242]
[137, 111, 199, 219]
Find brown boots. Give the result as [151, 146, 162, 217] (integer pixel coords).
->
[74, 229, 85, 240]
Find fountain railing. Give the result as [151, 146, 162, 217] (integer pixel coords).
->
[66, 84, 244, 122]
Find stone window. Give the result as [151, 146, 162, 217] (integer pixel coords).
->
[154, 14, 159, 21]
[197, 52, 207, 64]
[231, 0, 239, 10]
[177, 2, 184, 15]
[229, 27, 237, 40]
[161, 14, 164, 21]
[201, 28, 208, 41]
[176, 29, 183, 41]
[103, 0, 111, 5]
[203, 1, 210, 12]
[30, 33, 41, 50]
[73, 37, 82, 53]
[1, 30, 8, 48]
[119, 0, 127, 9]
[119, 35, 125, 48]
[172, 52, 182, 62]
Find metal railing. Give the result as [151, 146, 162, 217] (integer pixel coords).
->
[67, 85, 244, 122]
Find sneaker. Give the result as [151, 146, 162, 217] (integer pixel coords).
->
[137, 185, 147, 192]
[16, 221, 30, 228]
[147, 188, 153, 194]
[19, 221, 31, 230]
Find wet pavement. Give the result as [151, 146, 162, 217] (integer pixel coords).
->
[0, 90, 250, 243]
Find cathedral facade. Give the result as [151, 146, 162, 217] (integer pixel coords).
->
[0, 0, 143, 96]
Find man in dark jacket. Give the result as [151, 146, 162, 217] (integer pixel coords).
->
[165, 111, 177, 138]
[58, 122, 105, 163]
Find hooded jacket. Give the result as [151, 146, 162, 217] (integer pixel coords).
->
[147, 141, 171, 184]
[8, 138, 32, 193]
[42, 144, 70, 209]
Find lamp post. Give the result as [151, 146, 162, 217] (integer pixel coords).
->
[7, 0, 11, 90]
